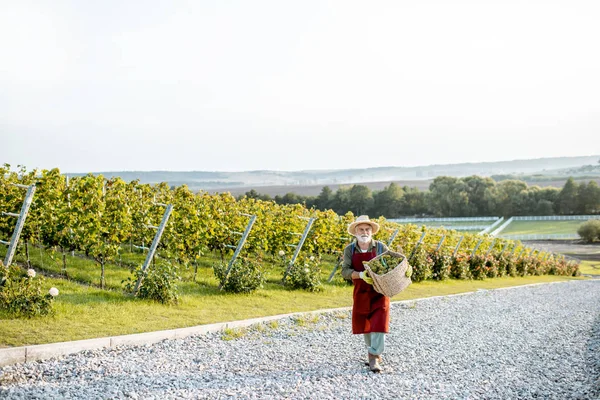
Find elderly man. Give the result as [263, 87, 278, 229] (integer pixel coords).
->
[341, 215, 389, 373]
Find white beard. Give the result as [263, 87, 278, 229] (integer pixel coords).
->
[356, 234, 371, 244]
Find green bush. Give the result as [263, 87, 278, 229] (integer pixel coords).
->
[483, 256, 499, 278]
[410, 247, 433, 282]
[124, 261, 180, 304]
[468, 255, 486, 280]
[551, 258, 580, 277]
[547, 257, 580, 276]
[515, 258, 530, 276]
[0, 264, 57, 318]
[577, 220, 600, 242]
[547, 258, 559, 275]
[526, 257, 543, 276]
[430, 251, 451, 281]
[497, 255, 516, 277]
[284, 254, 322, 292]
[213, 255, 265, 294]
[450, 255, 470, 279]
[568, 261, 581, 277]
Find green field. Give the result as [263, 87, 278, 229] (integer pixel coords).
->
[500, 220, 584, 235]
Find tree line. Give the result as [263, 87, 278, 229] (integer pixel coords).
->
[239, 176, 600, 218]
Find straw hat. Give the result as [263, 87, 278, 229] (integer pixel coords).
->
[348, 215, 380, 236]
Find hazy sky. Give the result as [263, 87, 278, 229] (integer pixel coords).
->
[2, 0, 599, 173]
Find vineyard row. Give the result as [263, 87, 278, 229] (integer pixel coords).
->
[0, 166, 568, 273]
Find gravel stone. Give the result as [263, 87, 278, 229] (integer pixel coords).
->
[1, 280, 599, 399]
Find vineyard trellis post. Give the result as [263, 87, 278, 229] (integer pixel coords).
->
[485, 238, 497, 257]
[387, 228, 399, 248]
[435, 235, 446, 252]
[133, 203, 173, 295]
[282, 216, 315, 282]
[530, 249, 538, 258]
[471, 239, 483, 257]
[498, 242, 509, 258]
[1, 183, 36, 267]
[408, 231, 427, 262]
[452, 236, 464, 257]
[219, 213, 257, 290]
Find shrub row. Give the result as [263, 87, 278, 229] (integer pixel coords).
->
[213, 246, 579, 294]
[410, 250, 579, 283]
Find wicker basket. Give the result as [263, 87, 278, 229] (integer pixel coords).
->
[363, 250, 412, 298]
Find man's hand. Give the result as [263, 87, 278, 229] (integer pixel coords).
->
[359, 271, 373, 285]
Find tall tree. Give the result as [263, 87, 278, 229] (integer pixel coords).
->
[428, 177, 469, 217]
[372, 183, 404, 218]
[243, 189, 260, 199]
[556, 177, 579, 215]
[462, 176, 495, 216]
[536, 199, 554, 215]
[315, 186, 333, 210]
[400, 187, 428, 216]
[281, 192, 303, 205]
[487, 180, 528, 217]
[576, 181, 600, 214]
[330, 186, 352, 215]
[348, 185, 374, 216]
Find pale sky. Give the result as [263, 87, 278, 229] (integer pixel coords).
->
[1, 0, 599, 173]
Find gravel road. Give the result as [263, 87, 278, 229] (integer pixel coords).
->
[1, 280, 599, 399]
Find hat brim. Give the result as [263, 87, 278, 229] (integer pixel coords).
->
[348, 221, 380, 236]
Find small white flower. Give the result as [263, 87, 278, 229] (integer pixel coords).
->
[309, 256, 315, 261]
[27, 269, 36, 278]
[278, 250, 285, 257]
[304, 268, 310, 274]
[49, 287, 59, 297]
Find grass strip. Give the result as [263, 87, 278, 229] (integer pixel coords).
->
[0, 274, 585, 348]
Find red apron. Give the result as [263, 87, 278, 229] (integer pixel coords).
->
[351, 247, 390, 334]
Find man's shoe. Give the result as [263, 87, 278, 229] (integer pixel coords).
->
[368, 353, 382, 373]
[364, 354, 382, 366]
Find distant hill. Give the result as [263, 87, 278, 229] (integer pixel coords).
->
[219, 176, 600, 197]
[219, 179, 436, 197]
[66, 155, 600, 193]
